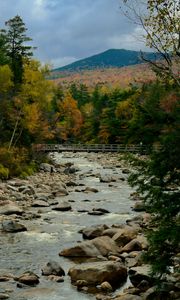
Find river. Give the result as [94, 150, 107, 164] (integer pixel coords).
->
[0, 152, 137, 300]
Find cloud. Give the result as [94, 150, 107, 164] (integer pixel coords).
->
[0, 0, 148, 68]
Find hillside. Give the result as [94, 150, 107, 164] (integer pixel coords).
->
[53, 49, 158, 72]
[52, 63, 156, 89]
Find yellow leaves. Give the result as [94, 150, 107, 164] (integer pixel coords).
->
[22, 103, 41, 134]
[115, 99, 133, 119]
[20, 60, 54, 109]
[0, 65, 13, 93]
[98, 125, 110, 143]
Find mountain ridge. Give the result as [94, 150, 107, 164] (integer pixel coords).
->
[54, 49, 158, 72]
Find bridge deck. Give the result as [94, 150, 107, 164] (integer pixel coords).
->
[33, 144, 148, 153]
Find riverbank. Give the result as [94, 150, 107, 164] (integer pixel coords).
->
[0, 152, 179, 300]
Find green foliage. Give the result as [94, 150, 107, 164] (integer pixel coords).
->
[0, 15, 34, 85]
[0, 146, 37, 179]
[128, 100, 180, 277]
[0, 164, 9, 179]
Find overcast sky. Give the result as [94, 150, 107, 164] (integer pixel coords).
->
[0, 0, 148, 68]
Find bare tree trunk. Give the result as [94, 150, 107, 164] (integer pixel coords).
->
[8, 115, 20, 150]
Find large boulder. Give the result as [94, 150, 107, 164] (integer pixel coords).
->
[142, 286, 171, 300]
[68, 261, 127, 288]
[120, 239, 143, 253]
[128, 265, 153, 288]
[0, 200, 23, 215]
[112, 226, 139, 247]
[81, 224, 108, 239]
[59, 236, 120, 258]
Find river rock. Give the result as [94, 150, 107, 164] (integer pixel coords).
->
[120, 239, 143, 253]
[64, 166, 78, 174]
[68, 261, 127, 288]
[88, 210, 106, 216]
[17, 272, 39, 286]
[59, 236, 120, 258]
[102, 228, 120, 238]
[81, 224, 108, 239]
[52, 201, 72, 211]
[18, 185, 35, 195]
[42, 261, 65, 276]
[84, 187, 99, 193]
[88, 208, 109, 216]
[99, 175, 116, 183]
[52, 188, 69, 196]
[96, 294, 111, 300]
[39, 163, 55, 172]
[0, 294, 9, 299]
[142, 286, 170, 300]
[115, 295, 142, 300]
[2, 220, 27, 232]
[47, 275, 64, 282]
[128, 265, 153, 288]
[112, 226, 138, 247]
[0, 200, 23, 215]
[133, 201, 146, 212]
[32, 200, 49, 207]
[100, 281, 113, 292]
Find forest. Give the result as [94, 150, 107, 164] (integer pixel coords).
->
[0, 0, 179, 285]
[0, 14, 179, 179]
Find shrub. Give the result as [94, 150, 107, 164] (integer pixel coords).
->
[0, 164, 9, 179]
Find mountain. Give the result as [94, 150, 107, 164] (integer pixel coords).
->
[54, 49, 159, 72]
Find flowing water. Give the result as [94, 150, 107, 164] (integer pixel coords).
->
[0, 152, 137, 300]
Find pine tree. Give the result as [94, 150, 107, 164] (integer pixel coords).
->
[0, 15, 34, 85]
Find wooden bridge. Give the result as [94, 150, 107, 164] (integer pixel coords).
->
[33, 143, 149, 153]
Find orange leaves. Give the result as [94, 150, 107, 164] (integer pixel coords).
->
[56, 93, 83, 140]
[160, 92, 179, 113]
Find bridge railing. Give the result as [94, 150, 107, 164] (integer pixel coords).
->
[33, 143, 149, 153]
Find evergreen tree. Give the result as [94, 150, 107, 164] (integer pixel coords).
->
[0, 15, 34, 85]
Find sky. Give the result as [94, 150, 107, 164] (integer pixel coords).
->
[0, 0, 148, 68]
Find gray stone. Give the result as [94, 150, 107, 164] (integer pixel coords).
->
[115, 295, 142, 300]
[68, 261, 127, 288]
[52, 201, 72, 211]
[120, 239, 143, 253]
[81, 224, 108, 239]
[40, 163, 55, 172]
[42, 261, 65, 276]
[133, 201, 146, 212]
[32, 200, 49, 207]
[2, 220, 27, 232]
[17, 272, 39, 286]
[0, 201, 23, 215]
[112, 226, 138, 247]
[100, 281, 113, 292]
[84, 187, 99, 193]
[0, 294, 9, 299]
[59, 236, 120, 258]
[128, 265, 153, 288]
[142, 286, 171, 300]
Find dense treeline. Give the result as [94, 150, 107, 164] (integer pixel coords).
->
[0, 15, 179, 179]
